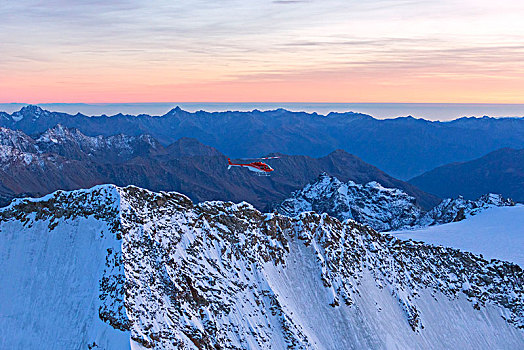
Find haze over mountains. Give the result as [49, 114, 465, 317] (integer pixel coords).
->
[2, 105, 523, 179]
[0, 124, 439, 210]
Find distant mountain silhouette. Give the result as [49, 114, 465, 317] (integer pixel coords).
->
[1, 105, 523, 179]
[409, 148, 524, 202]
[0, 125, 439, 210]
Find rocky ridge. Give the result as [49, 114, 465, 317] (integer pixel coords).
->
[1, 186, 523, 349]
[277, 173, 515, 231]
[418, 193, 515, 226]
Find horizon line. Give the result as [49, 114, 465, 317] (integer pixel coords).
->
[3, 104, 524, 123]
[4, 102, 524, 105]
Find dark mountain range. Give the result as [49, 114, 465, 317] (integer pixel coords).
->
[0, 125, 439, 210]
[410, 148, 524, 203]
[1, 105, 523, 179]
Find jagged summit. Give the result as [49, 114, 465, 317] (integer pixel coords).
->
[277, 172, 423, 231]
[1, 185, 523, 349]
[163, 106, 185, 116]
[0, 126, 36, 150]
[18, 104, 45, 114]
[36, 124, 159, 150]
[278, 173, 516, 232]
[10, 105, 49, 121]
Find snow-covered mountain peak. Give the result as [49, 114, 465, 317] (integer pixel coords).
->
[1, 185, 523, 349]
[38, 123, 80, 142]
[299, 172, 344, 197]
[278, 174, 516, 233]
[11, 105, 49, 122]
[0, 126, 36, 150]
[164, 106, 184, 116]
[33, 125, 161, 161]
[278, 173, 423, 231]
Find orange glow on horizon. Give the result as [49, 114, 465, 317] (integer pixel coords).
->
[2, 1, 524, 104]
[2, 69, 524, 104]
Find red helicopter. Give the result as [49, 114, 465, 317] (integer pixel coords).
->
[227, 156, 279, 175]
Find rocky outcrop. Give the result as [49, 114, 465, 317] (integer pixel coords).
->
[277, 172, 423, 231]
[278, 173, 515, 231]
[418, 193, 515, 226]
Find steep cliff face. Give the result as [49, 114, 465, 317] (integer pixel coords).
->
[0, 186, 129, 349]
[1, 186, 523, 349]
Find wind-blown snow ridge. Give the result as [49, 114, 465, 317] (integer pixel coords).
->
[1, 186, 523, 349]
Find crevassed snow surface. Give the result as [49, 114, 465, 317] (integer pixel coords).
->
[392, 205, 524, 266]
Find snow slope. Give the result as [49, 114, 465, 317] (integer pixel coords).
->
[393, 205, 524, 267]
[1, 186, 523, 349]
[0, 186, 129, 349]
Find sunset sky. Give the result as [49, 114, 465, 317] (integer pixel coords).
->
[2, 0, 524, 103]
